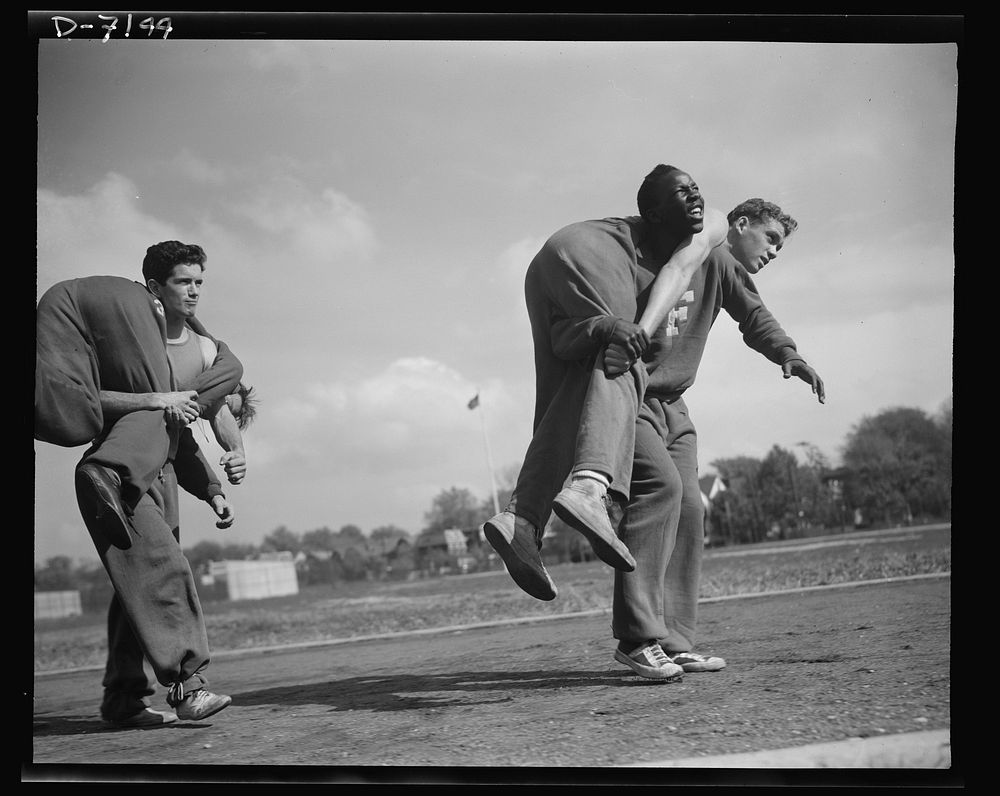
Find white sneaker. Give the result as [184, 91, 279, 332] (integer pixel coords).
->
[669, 651, 727, 672]
[614, 642, 684, 680]
[168, 685, 232, 721]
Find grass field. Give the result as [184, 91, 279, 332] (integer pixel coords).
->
[33, 524, 950, 673]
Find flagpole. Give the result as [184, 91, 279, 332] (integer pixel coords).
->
[472, 391, 501, 516]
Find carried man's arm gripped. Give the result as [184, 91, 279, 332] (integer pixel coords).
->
[604, 207, 728, 376]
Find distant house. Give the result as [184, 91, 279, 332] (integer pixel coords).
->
[34, 590, 82, 620]
[204, 559, 299, 601]
[415, 527, 486, 574]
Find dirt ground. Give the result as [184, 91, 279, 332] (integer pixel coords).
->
[28, 576, 956, 783]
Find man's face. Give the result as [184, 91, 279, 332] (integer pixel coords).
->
[650, 171, 705, 233]
[729, 217, 786, 274]
[151, 263, 204, 321]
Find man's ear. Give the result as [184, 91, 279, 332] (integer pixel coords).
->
[733, 216, 750, 234]
[146, 278, 160, 296]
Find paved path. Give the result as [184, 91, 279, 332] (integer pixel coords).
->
[28, 575, 957, 783]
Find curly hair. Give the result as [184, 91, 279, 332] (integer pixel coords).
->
[726, 198, 798, 237]
[231, 382, 259, 431]
[636, 164, 685, 221]
[142, 240, 207, 285]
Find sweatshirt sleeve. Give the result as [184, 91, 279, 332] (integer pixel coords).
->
[721, 262, 802, 367]
[172, 426, 225, 502]
[184, 318, 244, 413]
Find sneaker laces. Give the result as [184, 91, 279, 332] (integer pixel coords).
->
[167, 681, 185, 706]
[642, 643, 673, 666]
[675, 651, 707, 662]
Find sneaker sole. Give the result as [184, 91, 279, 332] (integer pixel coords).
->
[678, 661, 727, 673]
[75, 468, 133, 549]
[613, 649, 684, 681]
[552, 499, 636, 572]
[483, 521, 557, 601]
[103, 712, 178, 728]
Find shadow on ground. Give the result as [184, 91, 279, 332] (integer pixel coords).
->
[231, 669, 673, 713]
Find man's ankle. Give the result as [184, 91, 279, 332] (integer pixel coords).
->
[571, 470, 610, 496]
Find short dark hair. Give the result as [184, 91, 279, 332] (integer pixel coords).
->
[727, 198, 798, 237]
[142, 241, 207, 285]
[637, 164, 684, 221]
[232, 382, 259, 430]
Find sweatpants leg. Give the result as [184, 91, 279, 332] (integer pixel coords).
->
[99, 592, 154, 720]
[657, 401, 703, 653]
[573, 354, 647, 502]
[506, 360, 590, 530]
[83, 412, 172, 511]
[611, 402, 681, 645]
[83, 463, 210, 695]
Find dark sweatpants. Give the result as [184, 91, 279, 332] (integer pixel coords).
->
[91, 463, 211, 720]
[604, 398, 702, 652]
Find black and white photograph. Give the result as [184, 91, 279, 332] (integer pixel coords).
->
[30, 12, 960, 784]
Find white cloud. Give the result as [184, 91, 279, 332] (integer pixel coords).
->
[169, 148, 228, 185]
[36, 173, 181, 295]
[232, 183, 377, 263]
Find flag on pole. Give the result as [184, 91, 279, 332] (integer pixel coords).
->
[467, 393, 480, 410]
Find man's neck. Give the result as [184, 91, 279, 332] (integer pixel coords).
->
[165, 316, 187, 340]
[634, 218, 689, 264]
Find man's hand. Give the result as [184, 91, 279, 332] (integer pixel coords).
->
[210, 495, 235, 529]
[603, 342, 634, 377]
[220, 451, 247, 485]
[160, 391, 200, 426]
[607, 320, 650, 361]
[783, 360, 826, 404]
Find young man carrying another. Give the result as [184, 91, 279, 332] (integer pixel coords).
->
[483, 165, 729, 599]
[36, 242, 248, 726]
[489, 173, 824, 679]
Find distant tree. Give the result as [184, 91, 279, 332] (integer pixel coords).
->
[261, 525, 301, 554]
[337, 524, 368, 552]
[341, 547, 369, 581]
[34, 555, 76, 591]
[711, 456, 767, 544]
[221, 542, 258, 560]
[424, 486, 490, 533]
[758, 446, 800, 539]
[841, 406, 951, 526]
[184, 540, 224, 573]
[302, 526, 337, 552]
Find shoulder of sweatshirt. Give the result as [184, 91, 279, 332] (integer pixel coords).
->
[543, 216, 637, 256]
[186, 316, 219, 343]
[704, 246, 760, 289]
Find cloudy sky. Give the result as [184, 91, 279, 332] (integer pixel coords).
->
[33, 16, 957, 565]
